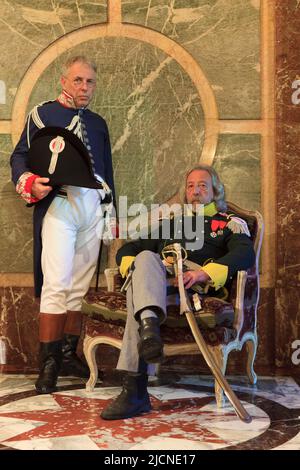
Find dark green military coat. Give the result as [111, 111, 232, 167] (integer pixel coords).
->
[116, 210, 255, 286]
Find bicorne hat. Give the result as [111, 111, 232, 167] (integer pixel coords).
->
[28, 126, 103, 189]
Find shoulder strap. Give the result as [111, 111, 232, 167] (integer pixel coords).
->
[27, 100, 54, 148]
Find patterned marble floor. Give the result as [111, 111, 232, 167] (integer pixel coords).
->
[0, 373, 300, 451]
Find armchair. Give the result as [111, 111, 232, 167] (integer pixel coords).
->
[82, 202, 264, 408]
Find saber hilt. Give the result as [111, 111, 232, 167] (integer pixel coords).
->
[120, 263, 135, 293]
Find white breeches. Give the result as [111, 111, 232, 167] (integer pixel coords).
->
[40, 187, 105, 313]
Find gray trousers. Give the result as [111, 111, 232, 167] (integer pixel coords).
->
[117, 250, 167, 374]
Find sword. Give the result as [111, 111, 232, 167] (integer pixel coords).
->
[95, 239, 103, 292]
[172, 242, 252, 424]
[95, 209, 107, 292]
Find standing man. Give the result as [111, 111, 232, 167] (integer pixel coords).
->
[10, 56, 116, 394]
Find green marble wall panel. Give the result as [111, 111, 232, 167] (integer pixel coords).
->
[0, 1, 107, 119]
[0, 135, 33, 272]
[122, 0, 261, 119]
[214, 134, 261, 211]
[1, 1, 262, 273]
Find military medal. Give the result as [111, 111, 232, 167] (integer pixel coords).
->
[210, 219, 227, 237]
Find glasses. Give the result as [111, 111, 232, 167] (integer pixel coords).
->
[65, 77, 96, 88]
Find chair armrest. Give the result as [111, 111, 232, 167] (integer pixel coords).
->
[104, 268, 120, 291]
[233, 270, 247, 334]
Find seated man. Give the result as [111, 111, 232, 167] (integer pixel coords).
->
[101, 164, 255, 420]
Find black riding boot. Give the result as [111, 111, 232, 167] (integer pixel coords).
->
[59, 334, 90, 378]
[101, 360, 151, 420]
[35, 340, 63, 394]
[138, 316, 164, 364]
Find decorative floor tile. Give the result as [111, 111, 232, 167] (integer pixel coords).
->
[6, 435, 100, 450]
[0, 374, 299, 450]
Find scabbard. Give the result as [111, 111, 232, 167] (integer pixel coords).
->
[173, 243, 251, 424]
[95, 239, 103, 292]
[184, 310, 251, 423]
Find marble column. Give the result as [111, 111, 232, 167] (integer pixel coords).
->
[275, 0, 300, 370]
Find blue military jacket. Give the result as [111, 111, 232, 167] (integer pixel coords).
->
[10, 100, 115, 297]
